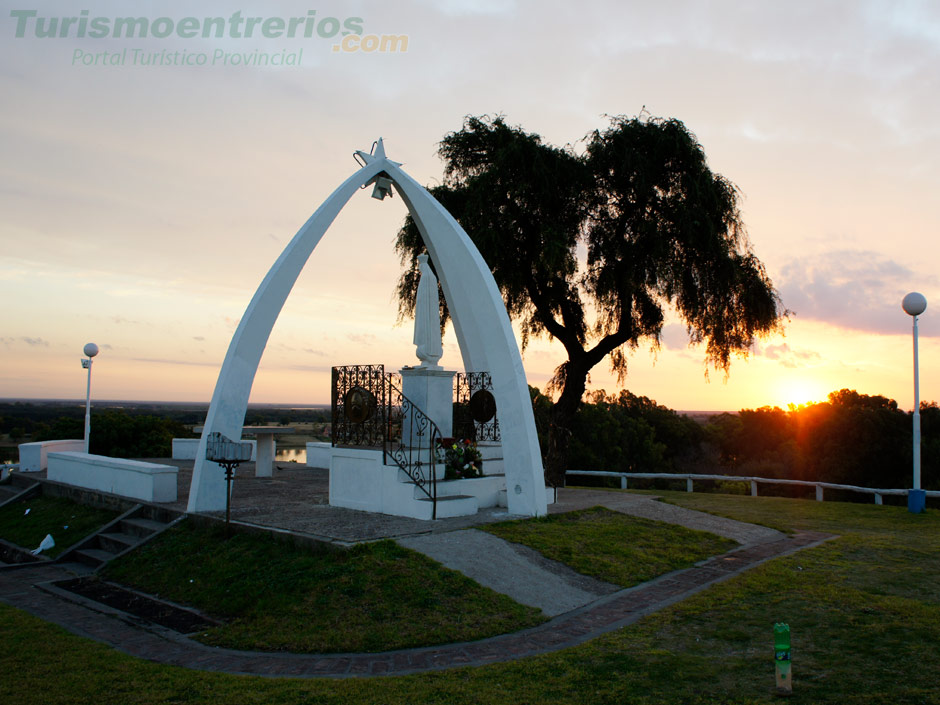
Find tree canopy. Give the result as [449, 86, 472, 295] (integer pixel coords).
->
[705, 390, 934, 492]
[396, 114, 786, 484]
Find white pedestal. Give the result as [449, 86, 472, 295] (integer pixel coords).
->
[400, 366, 456, 440]
[253, 433, 276, 477]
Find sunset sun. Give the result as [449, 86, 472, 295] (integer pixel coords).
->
[775, 378, 828, 409]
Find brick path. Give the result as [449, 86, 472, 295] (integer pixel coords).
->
[0, 529, 833, 678]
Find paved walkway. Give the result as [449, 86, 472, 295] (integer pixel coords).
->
[398, 490, 785, 616]
[399, 529, 621, 616]
[0, 519, 833, 678]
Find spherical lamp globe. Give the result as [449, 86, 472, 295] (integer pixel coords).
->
[83, 342, 99, 358]
[903, 292, 927, 317]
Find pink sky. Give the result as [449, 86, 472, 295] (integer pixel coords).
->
[2, 1, 938, 411]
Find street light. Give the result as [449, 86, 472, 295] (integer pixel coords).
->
[902, 293, 927, 513]
[81, 342, 99, 454]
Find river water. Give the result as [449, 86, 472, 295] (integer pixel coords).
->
[275, 447, 307, 464]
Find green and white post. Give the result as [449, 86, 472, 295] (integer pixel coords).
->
[774, 622, 792, 696]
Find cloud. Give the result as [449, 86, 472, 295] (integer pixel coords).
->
[131, 357, 216, 367]
[777, 250, 939, 337]
[421, 0, 518, 16]
[760, 343, 790, 360]
[347, 333, 377, 346]
[193, 336, 205, 341]
[20, 336, 49, 347]
[287, 364, 332, 373]
[111, 315, 139, 325]
[757, 343, 822, 369]
[302, 348, 327, 356]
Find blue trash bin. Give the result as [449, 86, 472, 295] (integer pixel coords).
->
[908, 489, 926, 514]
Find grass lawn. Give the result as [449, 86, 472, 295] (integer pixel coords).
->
[0, 494, 118, 558]
[101, 520, 546, 653]
[481, 506, 737, 587]
[2, 492, 939, 703]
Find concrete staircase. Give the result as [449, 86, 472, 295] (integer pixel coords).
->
[390, 446, 510, 520]
[386, 452, 476, 519]
[0, 471, 41, 507]
[0, 483, 19, 504]
[60, 504, 182, 570]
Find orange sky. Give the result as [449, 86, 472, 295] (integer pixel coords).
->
[2, 1, 938, 411]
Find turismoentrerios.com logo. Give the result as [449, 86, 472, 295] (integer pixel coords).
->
[8, 9, 408, 55]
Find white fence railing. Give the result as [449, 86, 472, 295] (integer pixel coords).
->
[565, 470, 940, 505]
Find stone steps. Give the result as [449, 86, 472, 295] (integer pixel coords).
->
[0, 485, 20, 503]
[97, 531, 139, 555]
[72, 548, 116, 568]
[415, 494, 478, 519]
[0, 475, 41, 507]
[120, 517, 168, 538]
[58, 505, 180, 570]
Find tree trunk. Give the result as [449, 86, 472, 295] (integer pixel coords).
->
[543, 361, 589, 487]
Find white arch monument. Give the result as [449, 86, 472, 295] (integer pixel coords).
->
[186, 140, 547, 517]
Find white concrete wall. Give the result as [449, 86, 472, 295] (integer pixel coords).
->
[329, 448, 388, 513]
[173, 438, 256, 461]
[47, 451, 178, 503]
[329, 447, 511, 519]
[477, 442, 505, 476]
[305, 442, 331, 469]
[18, 440, 84, 472]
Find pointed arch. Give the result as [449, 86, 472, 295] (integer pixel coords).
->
[187, 144, 546, 517]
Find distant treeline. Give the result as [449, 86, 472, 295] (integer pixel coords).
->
[4, 393, 935, 493]
[0, 402, 330, 460]
[533, 387, 938, 493]
[705, 389, 939, 491]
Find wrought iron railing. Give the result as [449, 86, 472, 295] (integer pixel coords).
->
[453, 371, 501, 442]
[331, 365, 441, 518]
[385, 374, 441, 518]
[331, 364, 387, 448]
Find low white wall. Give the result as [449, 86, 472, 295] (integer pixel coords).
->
[18, 440, 85, 472]
[329, 447, 508, 519]
[47, 451, 178, 503]
[172, 438, 256, 461]
[329, 448, 386, 512]
[329, 447, 457, 519]
[305, 442, 331, 469]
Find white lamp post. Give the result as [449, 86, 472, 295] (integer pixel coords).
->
[902, 293, 927, 513]
[81, 342, 99, 453]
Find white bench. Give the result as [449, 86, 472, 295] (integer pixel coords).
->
[172, 438, 257, 461]
[18, 440, 85, 472]
[47, 451, 178, 503]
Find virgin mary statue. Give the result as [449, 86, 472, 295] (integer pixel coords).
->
[413, 253, 443, 368]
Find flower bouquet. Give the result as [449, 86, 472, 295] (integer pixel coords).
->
[438, 437, 483, 480]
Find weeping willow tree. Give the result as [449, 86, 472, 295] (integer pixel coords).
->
[396, 114, 785, 486]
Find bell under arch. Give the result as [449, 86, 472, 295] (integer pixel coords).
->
[186, 140, 547, 517]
